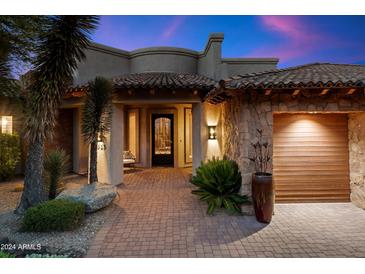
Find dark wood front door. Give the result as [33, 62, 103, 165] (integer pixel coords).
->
[152, 114, 174, 166]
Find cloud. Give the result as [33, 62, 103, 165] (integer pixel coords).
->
[161, 16, 187, 41]
[248, 16, 327, 62]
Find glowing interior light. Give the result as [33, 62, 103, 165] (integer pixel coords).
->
[1, 116, 13, 134]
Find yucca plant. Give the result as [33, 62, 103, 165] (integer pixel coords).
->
[82, 77, 113, 184]
[16, 16, 98, 214]
[44, 149, 69, 199]
[191, 157, 249, 215]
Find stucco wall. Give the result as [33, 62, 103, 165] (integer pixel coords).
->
[221, 90, 365, 209]
[73, 33, 278, 85]
[45, 109, 74, 172]
[74, 44, 130, 86]
[130, 48, 198, 74]
[348, 113, 365, 208]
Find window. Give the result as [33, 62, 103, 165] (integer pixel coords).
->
[127, 109, 139, 162]
[154, 117, 172, 155]
[1, 116, 13, 134]
[184, 108, 192, 163]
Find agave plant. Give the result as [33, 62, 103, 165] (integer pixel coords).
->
[43, 149, 69, 199]
[249, 129, 271, 175]
[191, 157, 249, 215]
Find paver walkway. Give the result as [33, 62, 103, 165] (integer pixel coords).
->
[87, 168, 365, 258]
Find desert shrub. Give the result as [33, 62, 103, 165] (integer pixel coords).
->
[191, 157, 249, 215]
[0, 133, 21, 181]
[22, 199, 85, 232]
[43, 149, 69, 199]
[0, 251, 15, 258]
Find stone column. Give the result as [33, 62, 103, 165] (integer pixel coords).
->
[348, 113, 365, 209]
[72, 108, 88, 174]
[97, 103, 124, 185]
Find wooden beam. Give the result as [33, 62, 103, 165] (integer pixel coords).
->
[320, 89, 329, 96]
[265, 89, 272, 96]
[347, 88, 356, 95]
[292, 89, 300, 96]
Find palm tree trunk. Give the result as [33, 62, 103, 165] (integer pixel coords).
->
[15, 137, 47, 214]
[89, 140, 98, 184]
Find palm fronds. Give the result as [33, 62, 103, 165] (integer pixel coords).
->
[82, 76, 113, 183]
[82, 77, 113, 144]
[25, 16, 99, 142]
[16, 16, 99, 213]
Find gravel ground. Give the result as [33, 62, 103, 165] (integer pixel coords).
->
[0, 174, 114, 257]
[0, 205, 114, 257]
[0, 178, 23, 213]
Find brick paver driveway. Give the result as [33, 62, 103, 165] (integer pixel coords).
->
[87, 168, 365, 258]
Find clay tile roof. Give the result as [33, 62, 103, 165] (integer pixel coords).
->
[112, 72, 216, 90]
[225, 63, 365, 89]
[65, 72, 216, 98]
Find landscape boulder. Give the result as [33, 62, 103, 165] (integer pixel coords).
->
[56, 183, 117, 213]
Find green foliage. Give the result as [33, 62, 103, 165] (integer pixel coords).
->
[25, 15, 99, 143]
[0, 133, 21, 181]
[0, 251, 15, 258]
[191, 157, 249, 215]
[22, 199, 85, 232]
[44, 149, 69, 199]
[16, 16, 99, 214]
[0, 16, 47, 98]
[82, 76, 113, 183]
[82, 77, 113, 144]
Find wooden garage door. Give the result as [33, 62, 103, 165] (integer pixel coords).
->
[273, 113, 350, 203]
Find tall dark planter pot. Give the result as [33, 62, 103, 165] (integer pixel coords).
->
[252, 173, 274, 223]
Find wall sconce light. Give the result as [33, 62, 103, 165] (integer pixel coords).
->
[208, 126, 217, 140]
[97, 133, 106, 150]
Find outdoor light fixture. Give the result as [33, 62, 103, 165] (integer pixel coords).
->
[97, 133, 106, 150]
[208, 126, 217, 140]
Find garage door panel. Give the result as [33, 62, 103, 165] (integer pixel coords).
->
[274, 114, 347, 123]
[274, 131, 348, 137]
[273, 146, 349, 152]
[274, 136, 348, 142]
[273, 113, 350, 203]
[274, 151, 349, 157]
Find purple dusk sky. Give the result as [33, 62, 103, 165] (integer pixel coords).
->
[91, 15, 365, 68]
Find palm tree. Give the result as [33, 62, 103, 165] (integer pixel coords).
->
[15, 16, 99, 214]
[0, 16, 46, 98]
[82, 77, 113, 184]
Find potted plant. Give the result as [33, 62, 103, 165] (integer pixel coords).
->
[249, 129, 273, 223]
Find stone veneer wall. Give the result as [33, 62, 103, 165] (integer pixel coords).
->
[348, 113, 365, 209]
[221, 90, 365, 209]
